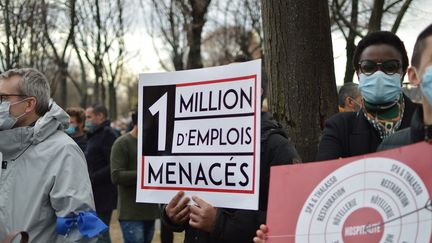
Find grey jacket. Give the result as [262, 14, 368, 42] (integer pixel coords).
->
[0, 101, 97, 242]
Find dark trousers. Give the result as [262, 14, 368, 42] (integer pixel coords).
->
[160, 222, 173, 243]
[97, 211, 112, 243]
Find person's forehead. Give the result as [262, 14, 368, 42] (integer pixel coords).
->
[85, 107, 94, 115]
[70, 115, 78, 122]
[0, 75, 21, 94]
[360, 44, 402, 62]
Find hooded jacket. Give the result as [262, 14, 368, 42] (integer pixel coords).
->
[0, 101, 101, 242]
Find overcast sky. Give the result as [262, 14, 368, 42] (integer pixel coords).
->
[332, 0, 432, 85]
[124, 1, 432, 86]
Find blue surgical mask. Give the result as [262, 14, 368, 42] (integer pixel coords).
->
[85, 121, 95, 132]
[358, 71, 402, 104]
[65, 125, 76, 135]
[421, 66, 432, 106]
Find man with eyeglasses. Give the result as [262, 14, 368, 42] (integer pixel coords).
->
[0, 68, 106, 242]
[315, 31, 420, 161]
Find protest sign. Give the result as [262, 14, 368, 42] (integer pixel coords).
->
[266, 142, 432, 242]
[137, 60, 261, 210]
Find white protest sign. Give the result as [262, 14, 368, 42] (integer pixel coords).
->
[137, 60, 261, 210]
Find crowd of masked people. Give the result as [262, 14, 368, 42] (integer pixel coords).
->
[64, 105, 170, 243]
[1, 24, 431, 243]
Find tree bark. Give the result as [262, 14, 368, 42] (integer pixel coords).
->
[185, 0, 211, 69]
[368, 0, 384, 33]
[108, 82, 117, 119]
[343, 0, 358, 84]
[262, 0, 338, 162]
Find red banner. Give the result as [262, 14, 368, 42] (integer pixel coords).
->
[266, 142, 432, 243]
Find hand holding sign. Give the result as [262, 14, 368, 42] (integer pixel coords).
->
[165, 191, 191, 225]
[253, 224, 268, 243]
[189, 196, 217, 233]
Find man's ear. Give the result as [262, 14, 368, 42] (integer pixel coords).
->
[344, 96, 351, 107]
[408, 66, 421, 86]
[95, 112, 104, 122]
[345, 96, 356, 110]
[25, 97, 37, 113]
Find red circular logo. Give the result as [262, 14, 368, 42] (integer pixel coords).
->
[342, 207, 384, 243]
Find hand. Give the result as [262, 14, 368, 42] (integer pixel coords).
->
[165, 191, 190, 225]
[188, 196, 217, 233]
[253, 224, 268, 243]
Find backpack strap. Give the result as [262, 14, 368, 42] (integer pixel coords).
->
[2, 231, 29, 243]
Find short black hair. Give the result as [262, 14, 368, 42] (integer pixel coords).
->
[353, 31, 408, 75]
[131, 110, 137, 126]
[89, 103, 108, 118]
[411, 24, 432, 68]
[338, 82, 359, 107]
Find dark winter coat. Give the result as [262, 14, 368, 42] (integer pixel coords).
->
[316, 95, 419, 161]
[161, 112, 300, 243]
[85, 120, 118, 213]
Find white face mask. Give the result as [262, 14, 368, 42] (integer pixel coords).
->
[0, 99, 28, 131]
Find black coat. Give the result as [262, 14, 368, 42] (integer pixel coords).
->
[316, 95, 420, 161]
[378, 107, 432, 151]
[72, 134, 87, 153]
[85, 120, 118, 213]
[161, 112, 300, 243]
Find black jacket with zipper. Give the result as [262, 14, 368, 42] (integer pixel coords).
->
[316, 94, 419, 161]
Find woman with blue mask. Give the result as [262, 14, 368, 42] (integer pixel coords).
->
[316, 31, 420, 161]
[379, 24, 432, 150]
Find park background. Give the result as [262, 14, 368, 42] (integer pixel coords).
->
[0, 0, 431, 241]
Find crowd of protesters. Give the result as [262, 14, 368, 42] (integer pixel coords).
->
[0, 23, 431, 243]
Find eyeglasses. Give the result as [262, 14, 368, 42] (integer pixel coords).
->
[0, 94, 28, 104]
[358, 59, 401, 76]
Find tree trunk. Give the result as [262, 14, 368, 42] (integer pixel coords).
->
[343, 0, 358, 84]
[262, 0, 338, 162]
[101, 78, 106, 106]
[368, 0, 384, 33]
[108, 82, 117, 120]
[94, 73, 100, 104]
[59, 62, 68, 108]
[185, 0, 211, 69]
[72, 38, 88, 108]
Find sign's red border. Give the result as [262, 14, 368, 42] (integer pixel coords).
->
[141, 74, 258, 194]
